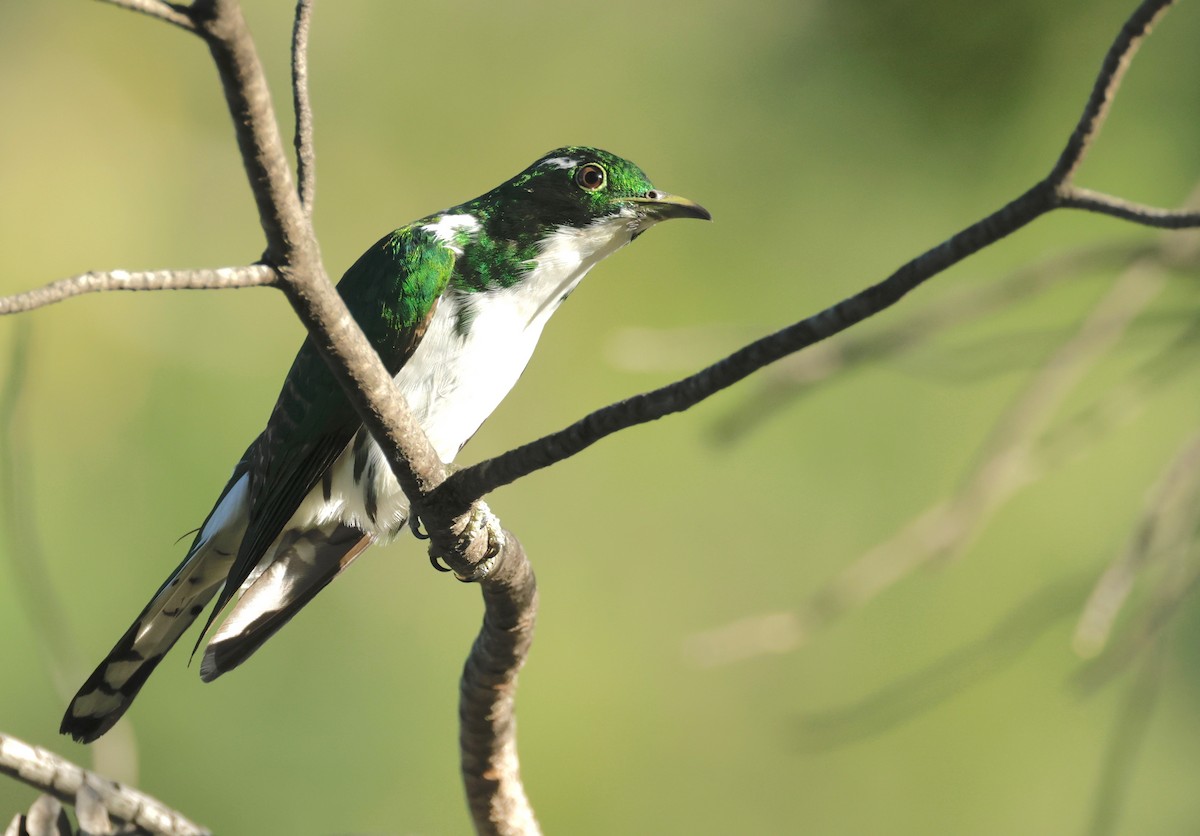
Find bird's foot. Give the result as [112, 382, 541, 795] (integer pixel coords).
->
[453, 501, 505, 583]
[426, 501, 505, 581]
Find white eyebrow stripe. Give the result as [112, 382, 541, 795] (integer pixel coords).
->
[539, 156, 577, 170]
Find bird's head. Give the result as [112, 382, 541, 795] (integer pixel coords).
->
[475, 146, 711, 242]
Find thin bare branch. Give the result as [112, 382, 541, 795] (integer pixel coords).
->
[191, 0, 311, 266]
[291, 0, 317, 215]
[95, 0, 445, 523]
[0, 733, 209, 836]
[1059, 185, 1200, 229]
[98, 0, 196, 33]
[1049, 0, 1176, 184]
[0, 266, 275, 315]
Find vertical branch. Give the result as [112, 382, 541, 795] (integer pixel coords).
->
[459, 533, 540, 836]
[191, 0, 312, 265]
[291, 0, 316, 215]
[1050, 0, 1177, 185]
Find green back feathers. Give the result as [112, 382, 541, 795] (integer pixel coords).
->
[338, 225, 454, 353]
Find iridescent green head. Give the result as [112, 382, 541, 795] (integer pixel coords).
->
[469, 146, 711, 238]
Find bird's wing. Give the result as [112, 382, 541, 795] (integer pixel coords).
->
[197, 223, 457, 642]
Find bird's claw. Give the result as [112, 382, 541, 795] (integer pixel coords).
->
[424, 501, 504, 581]
[409, 513, 430, 540]
[453, 501, 505, 583]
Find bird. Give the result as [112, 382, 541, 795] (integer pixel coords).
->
[60, 146, 710, 743]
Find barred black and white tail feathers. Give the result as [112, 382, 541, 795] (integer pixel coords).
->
[60, 473, 372, 743]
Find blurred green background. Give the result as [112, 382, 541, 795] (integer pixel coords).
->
[2, 1, 1200, 833]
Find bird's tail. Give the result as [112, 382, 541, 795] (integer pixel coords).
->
[60, 473, 251, 743]
[200, 522, 372, 680]
[61, 473, 378, 743]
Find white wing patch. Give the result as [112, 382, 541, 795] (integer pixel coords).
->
[422, 214, 480, 255]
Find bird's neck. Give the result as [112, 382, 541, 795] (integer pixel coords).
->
[437, 207, 636, 298]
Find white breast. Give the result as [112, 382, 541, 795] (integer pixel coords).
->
[305, 214, 638, 538]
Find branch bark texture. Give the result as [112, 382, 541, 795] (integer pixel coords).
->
[0, 733, 208, 836]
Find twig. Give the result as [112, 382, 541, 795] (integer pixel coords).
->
[0, 733, 209, 836]
[0, 266, 275, 315]
[438, 0, 1197, 509]
[1049, 0, 1173, 184]
[1059, 187, 1200, 229]
[97, 0, 195, 32]
[1074, 430, 1200, 658]
[291, 0, 316, 215]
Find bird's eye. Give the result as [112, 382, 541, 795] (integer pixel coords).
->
[575, 163, 606, 191]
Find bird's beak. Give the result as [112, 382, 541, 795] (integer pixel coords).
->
[626, 191, 712, 222]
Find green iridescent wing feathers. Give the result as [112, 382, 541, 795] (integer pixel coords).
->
[202, 224, 456, 634]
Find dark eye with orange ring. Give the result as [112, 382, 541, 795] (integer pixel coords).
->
[575, 163, 606, 191]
